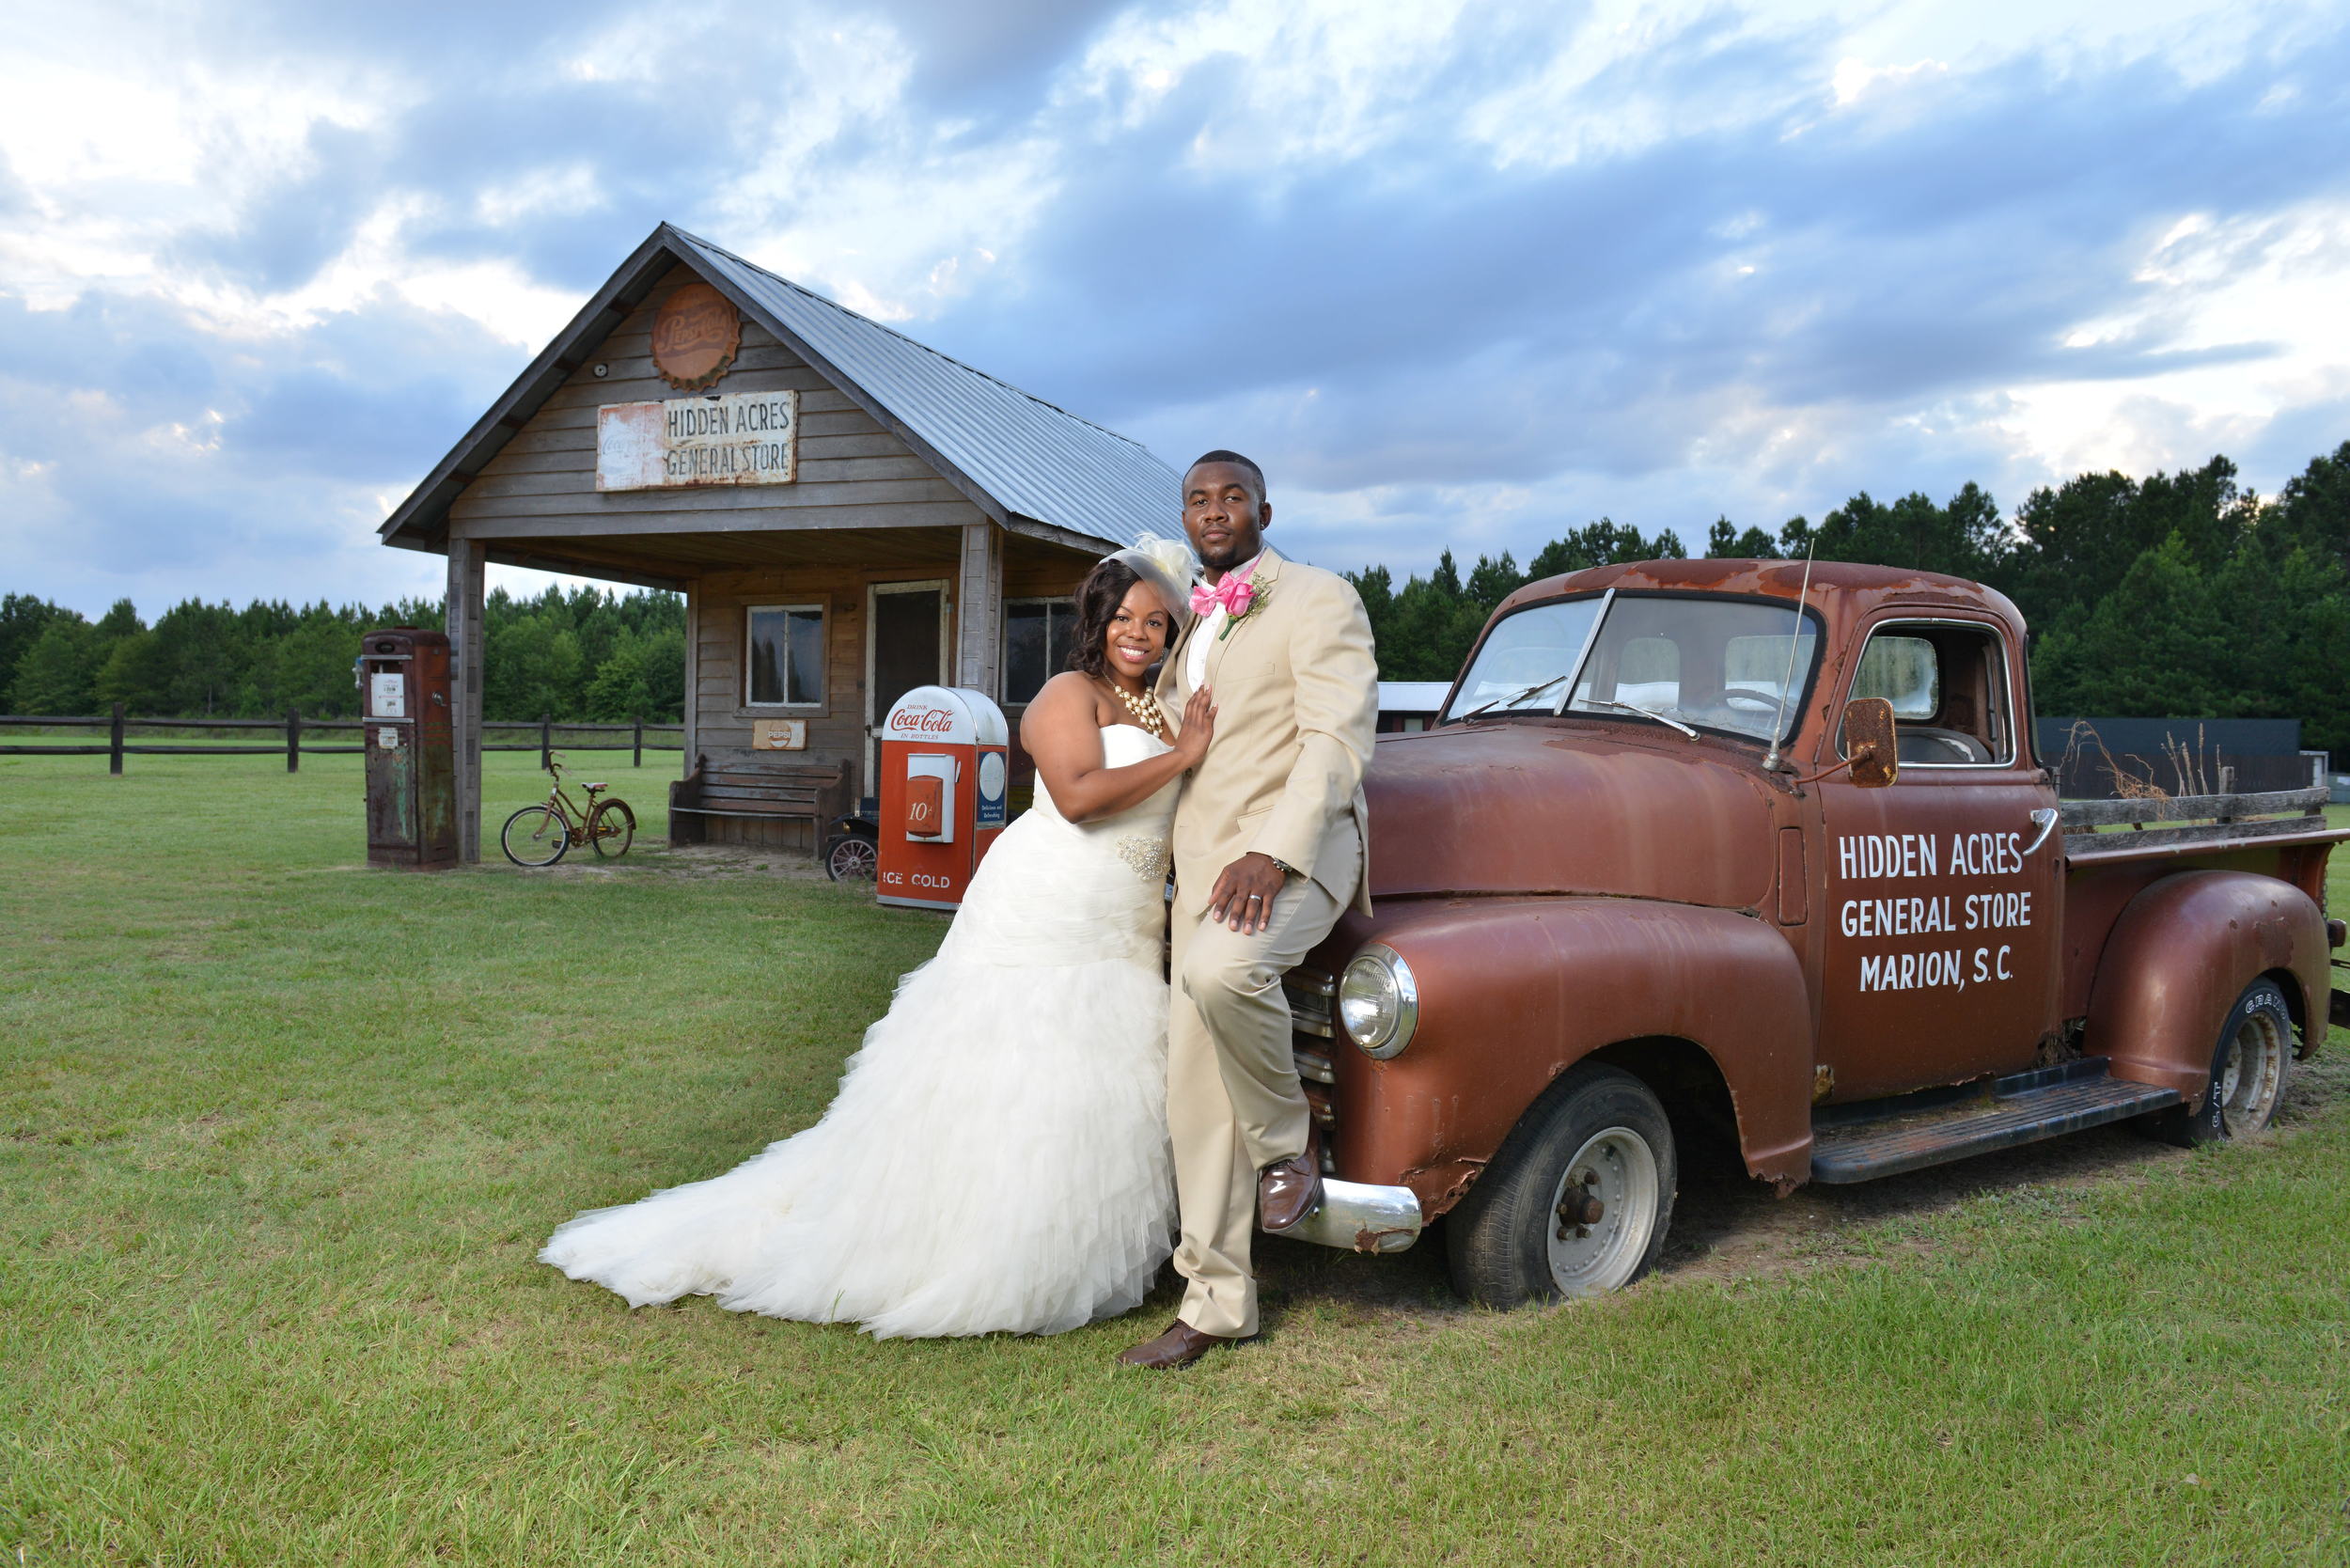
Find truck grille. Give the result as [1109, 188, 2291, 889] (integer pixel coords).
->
[1287, 966, 1338, 1172]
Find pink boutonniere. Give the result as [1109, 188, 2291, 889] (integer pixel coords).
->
[1217, 580, 1268, 640]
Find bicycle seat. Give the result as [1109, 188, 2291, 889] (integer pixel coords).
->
[584, 781, 607, 792]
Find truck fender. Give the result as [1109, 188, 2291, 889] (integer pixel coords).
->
[1332, 898, 1816, 1209]
[2082, 870, 2331, 1102]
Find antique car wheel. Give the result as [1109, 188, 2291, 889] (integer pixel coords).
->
[1446, 1062, 1676, 1307]
[824, 833, 878, 882]
[500, 805, 569, 867]
[2138, 977, 2294, 1148]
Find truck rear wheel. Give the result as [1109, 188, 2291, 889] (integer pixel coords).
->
[1446, 1062, 1676, 1307]
[2137, 977, 2295, 1148]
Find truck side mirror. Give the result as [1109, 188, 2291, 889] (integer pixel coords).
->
[1841, 698, 1900, 788]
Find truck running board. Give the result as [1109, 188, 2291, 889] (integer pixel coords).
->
[1810, 1058, 2181, 1184]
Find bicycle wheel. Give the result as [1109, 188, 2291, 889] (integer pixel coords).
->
[588, 799, 636, 858]
[501, 804, 570, 867]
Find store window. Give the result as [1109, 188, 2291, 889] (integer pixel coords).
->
[746, 604, 824, 707]
[1003, 599, 1076, 705]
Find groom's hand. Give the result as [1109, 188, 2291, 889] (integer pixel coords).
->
[1209, 852, 1288, 934]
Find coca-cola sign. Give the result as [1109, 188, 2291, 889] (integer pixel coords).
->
[888, 707, 959, 735]
[884, 688, 975, 745]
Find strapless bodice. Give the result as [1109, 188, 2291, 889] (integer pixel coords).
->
[927, 724, 1176, 968]
[1024, 724, 1180, 848]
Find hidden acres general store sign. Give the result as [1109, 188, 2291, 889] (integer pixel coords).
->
[594, 280, 799, 492]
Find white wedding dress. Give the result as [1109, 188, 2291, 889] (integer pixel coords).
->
[541, 724, 1179, 1338]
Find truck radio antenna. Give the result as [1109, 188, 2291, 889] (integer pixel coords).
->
[1762, 539, 1816, 774]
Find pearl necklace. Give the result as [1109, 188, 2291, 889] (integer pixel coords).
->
[1113, 683, 1167, 739]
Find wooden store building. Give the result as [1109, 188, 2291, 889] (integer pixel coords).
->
[380, 223, 1176, 860]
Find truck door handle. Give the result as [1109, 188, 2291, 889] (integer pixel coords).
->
[2023, 808, 2060, 856]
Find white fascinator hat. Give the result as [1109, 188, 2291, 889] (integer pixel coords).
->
[1105, 533, 1202, 634]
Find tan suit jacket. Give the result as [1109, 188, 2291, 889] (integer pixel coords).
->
[1159, 546, 1377, 917]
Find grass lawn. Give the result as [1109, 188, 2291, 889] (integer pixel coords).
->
[4, 756, 2346, 1566]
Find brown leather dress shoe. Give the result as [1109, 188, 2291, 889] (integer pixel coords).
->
[1258, 1151, 1324, 1232]
[1117, 1320, 1239, 1370]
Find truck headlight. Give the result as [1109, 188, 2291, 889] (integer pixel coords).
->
[1338, 944, 1418, 1058]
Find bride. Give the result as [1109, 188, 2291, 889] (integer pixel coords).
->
[540, 539, 1210, 1339]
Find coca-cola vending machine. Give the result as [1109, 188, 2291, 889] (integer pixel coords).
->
[876, 685, 1010, 911]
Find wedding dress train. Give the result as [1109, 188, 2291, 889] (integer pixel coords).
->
[541, 724, 1179, 1338]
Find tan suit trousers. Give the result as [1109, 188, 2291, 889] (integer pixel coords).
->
[1167, 826, 1357, 1340]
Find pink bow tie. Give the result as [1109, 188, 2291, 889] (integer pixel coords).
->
[1189, 575, 1257, 619]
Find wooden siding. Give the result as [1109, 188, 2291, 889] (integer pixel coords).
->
[682, 548, 1092, 805]
[693, 567, 872, 774]
[1003, 542, 1091, 601]
[448, 263, 990, 556]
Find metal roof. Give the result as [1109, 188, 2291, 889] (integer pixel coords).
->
[381, 223, 1177, 560]
[673, 229, 1176, 549]
[1378, 682, 1455, 713]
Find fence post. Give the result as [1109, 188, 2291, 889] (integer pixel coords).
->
[540, 713, 553, 773]
[287, 709, 301, 773]
[109, 703, 124, 776]
[634, 713, 644, 768]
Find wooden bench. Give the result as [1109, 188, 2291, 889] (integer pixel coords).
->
[668, 754, 854, 851]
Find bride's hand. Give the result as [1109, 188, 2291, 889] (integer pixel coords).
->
[1174, 687, 1217, 766]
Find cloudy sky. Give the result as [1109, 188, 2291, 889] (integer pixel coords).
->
[4, 0, 2347, 615]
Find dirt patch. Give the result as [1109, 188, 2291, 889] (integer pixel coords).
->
[1662, 1046, 2341, 1284]
[1656, 1118, 2178, 1286]
[484, 845, 845, 885]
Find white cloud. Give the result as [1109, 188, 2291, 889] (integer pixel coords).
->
[1077, 0, 1478, 167]
[1829, 56, 1948, 106]
[2, 0, 2348, 614]
[1989, 198, 2350, 485]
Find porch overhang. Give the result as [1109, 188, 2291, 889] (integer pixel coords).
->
[392, 519, 1104, 595]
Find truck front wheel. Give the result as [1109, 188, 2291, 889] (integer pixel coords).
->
[1446, 1062, 1677, 1307]
[2138, 976, 2295, 1148]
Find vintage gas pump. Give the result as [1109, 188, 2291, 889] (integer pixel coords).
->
[360, 628, 458, 870]
[876, 685, 1009, 910]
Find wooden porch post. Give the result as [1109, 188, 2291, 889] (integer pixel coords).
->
[446, 532, 488, 862]
[682, 581, 699, 773]
[955, 520, 1003, 698]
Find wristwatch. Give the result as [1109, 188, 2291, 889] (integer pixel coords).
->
[1266, 855, 1298, 877]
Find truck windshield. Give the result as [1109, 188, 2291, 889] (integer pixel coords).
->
[1441, 592, 1820, 745]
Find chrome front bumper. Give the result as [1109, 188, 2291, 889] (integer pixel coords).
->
[1275, 1178, 1424, 1254]
[1274, 968, 1424, 1255]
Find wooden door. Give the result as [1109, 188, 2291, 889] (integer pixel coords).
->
[866, 581, 947, 789]
[1813, 615, 2062, 1101]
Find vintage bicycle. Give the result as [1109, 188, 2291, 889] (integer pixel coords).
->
[500, 752, 635, 867]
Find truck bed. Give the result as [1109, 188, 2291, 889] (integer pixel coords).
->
[2060, 785, 2347, 866]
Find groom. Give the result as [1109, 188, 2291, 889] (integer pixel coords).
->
[1120, 451, 1379, 1371]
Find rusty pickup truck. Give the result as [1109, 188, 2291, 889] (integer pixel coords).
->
[1281, 558, 2350, 1305]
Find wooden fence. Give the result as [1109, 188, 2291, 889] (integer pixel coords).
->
[0, 707, 684, 774]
